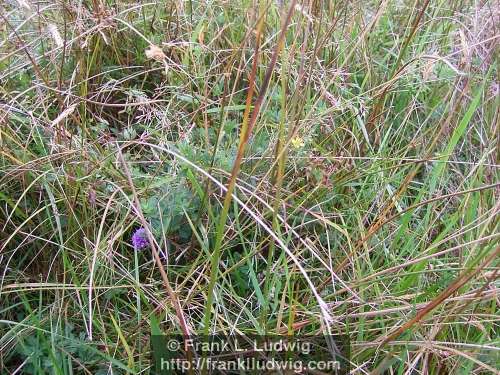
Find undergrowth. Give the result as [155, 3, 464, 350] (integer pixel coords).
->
[0, 0, 498, 373]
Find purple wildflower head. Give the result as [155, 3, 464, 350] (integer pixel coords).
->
[131, 227, 149, 250]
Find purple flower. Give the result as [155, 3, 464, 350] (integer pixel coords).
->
[131, 227, 149, 250]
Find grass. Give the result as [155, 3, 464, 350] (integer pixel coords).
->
[0, 0, 498, 373]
